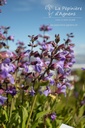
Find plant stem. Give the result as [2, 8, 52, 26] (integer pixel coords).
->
[9, 97, 14, 120]
[6, 83, 9, 116]
[22, 89, 24, 105]
[26, 94, 37, 128]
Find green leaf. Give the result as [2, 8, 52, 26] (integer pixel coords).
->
[46, 118, 52, 128]
[15, 114, 20, 123]
[79, 105, 85, 117]
[2, 109, 8, 122]
[36, 110, 50, 120]
[22, 107, 28, 128]
[31, 122, 39, 128]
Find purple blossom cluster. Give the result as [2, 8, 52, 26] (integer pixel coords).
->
[0, 25, 75, 105]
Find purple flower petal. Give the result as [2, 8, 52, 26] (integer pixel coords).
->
[35, 64, 42, 73]
[0, 95, 7, 105]
[29, 88, 35, 96]
[43, 86, 51, 96]
[50, 113, 56, 121]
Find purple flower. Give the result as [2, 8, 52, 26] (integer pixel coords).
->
[35, 64, 42, 73]
[58, 67, 64, 75]
[43, 86, 51, 96]
[64, 69, 71, 75]
[0, 0, 7, 6]
[7, 36, 14, 41]
[39, 25, 52, 31]
[23, 63, 29, 72]
[0, 62, 15, 84]
[42, 44, 47, 50]
[50, 113, 56, 121]
[40, 43, 54, 52]
[6, 86, 16, 96]
[9, 63, 16, 72]
[29, 87, 35, 96]
[57, 60, 64, 74]
[0, 70, 8, 78]
[0, 95, 7, 105]
[0, 70, 15, 84]
[45, 73, 55, 85]
[65, 82, 72, 88]
[1, 63, 15, 73]
[57, 83, 66, 95]
[34, 57, 44, 73]
[7, 74, 15, 84]
[3, 58, 11, 64]
[6, 50, 14, 58]
[50, 79, 55, 85]
[36, 57, 43, 65]
[16, 41, 25, 45]
[55, 53, 66, 60]
[47, 44, 54, 52]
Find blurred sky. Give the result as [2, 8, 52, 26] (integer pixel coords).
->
[0, 0, 85, 64]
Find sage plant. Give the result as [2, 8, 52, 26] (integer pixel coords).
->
[0, 25, 75, 127]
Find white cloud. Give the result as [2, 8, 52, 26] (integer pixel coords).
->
[79, 44, 85, 48]
[72, 64, 85, 69]
[41, 0, 56, 5]
[13, 0, 59, 12]
[74, 44, 85, 55]
[27, 0, 57, 6]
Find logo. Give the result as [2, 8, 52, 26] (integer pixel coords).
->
[45, 4, 54, 18]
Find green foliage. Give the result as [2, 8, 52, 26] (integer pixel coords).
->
[0, 81, 85, 128]
[0, 83, 85, 128]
